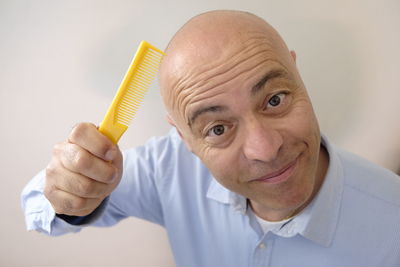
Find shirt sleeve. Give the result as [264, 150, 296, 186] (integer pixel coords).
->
[21, 169, 85, 236]
[21, 132, 174, 236]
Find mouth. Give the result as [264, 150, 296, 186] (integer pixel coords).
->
[251, 156, 299, 185]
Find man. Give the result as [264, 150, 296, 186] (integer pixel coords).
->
[22, 10, 400, 266]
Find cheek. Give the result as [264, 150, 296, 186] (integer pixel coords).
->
[284, 100, 321, 189]
[184, 139, 233, 185]
[287, 99, 320, 144]
[282, 99, 321, 181]
[197, 146, 241, 184]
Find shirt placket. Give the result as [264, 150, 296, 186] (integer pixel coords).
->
[252, 233, 275, 267]
[246, 208, 276, 267]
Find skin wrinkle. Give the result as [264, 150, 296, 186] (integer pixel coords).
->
[185, 47, 275, 98]
[170, 51, 293, 127]
[188, 58, 292, 123]
[172, 35, 273, 93]
[251, 70, 288, 96]
[177, 53, 284, 126]
[165, 33, 276, 115]
[189, 66, 291, 128]
[159, 10, 328, 221]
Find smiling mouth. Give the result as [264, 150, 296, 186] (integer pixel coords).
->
[251, 156, 299, 184]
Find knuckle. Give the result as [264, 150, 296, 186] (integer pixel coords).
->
[78, 179, 95, 197]
[43, 184, 54, 200]
[52, 142, 68, 160]
[105, 168, 117, 183]
[61, 198, 73, 212]
[73, 150, 91, 170]
[98, 184, 110, 198]
[70, 197, 87, 211]
[98, 142, 111, 158]
[69, 123, 89, 143]
[51, 143, 62, 156]
[45, 164, 57, 179]
[43, 186, 64, 213]
[51, 143, 70, 167]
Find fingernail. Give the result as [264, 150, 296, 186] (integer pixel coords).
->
[105, 148, 116, 161]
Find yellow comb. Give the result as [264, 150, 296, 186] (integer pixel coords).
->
[99, 41, 165, 144]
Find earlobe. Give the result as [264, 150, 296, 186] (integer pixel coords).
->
[165, 114, 194, 152]
[290, 50, 297, 63]
[166, 114, 176, 127]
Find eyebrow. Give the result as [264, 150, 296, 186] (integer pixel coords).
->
[251, 69, 287, 95]
[188, 69, 287, 127]
[189, 105, 227, 128]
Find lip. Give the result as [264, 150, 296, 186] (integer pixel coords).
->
[251, 156, 299, 185]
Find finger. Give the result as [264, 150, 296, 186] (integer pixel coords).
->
[69, 122, 118, 161]
[44, 186, 102, 216]
[61, 143, 118, 184]
[48, 162, 111, 198]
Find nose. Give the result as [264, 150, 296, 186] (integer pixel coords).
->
[242, 118, 283, 163]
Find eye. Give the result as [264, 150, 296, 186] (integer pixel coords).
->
[267, 93, 286, 107]
[207, 124, 225, 137]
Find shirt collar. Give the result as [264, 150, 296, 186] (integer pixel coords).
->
[298, 134, 344, 247]
[206, 179, 248, 214]
[206, 134, 344, 247]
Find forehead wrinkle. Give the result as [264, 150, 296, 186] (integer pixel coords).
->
[179, 82, 229, 126]
[174, 43, 275, 113]
[182, 55, 283, 112]
[166, 30, 289, 128]
[171, 32, 274, 95]
[181, 57, 291, 127]
[186, 57, 281, 108]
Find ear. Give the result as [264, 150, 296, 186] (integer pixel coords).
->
[166, 114, 176, 127]
[165, 114, 194, 152]
[290, 50, 297, 63]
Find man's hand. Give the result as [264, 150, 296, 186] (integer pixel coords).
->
[44, 123, 123, 217]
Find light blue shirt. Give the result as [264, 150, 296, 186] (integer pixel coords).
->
[21, 128, 400, 267]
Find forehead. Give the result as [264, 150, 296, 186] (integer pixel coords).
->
[161, 27, 294, 128]
[187, 68, 289, 126]
[168, 31, 278, 77]
[190, 39, 284, 88]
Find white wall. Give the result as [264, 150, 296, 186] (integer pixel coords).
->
[1, 0, 399, 266]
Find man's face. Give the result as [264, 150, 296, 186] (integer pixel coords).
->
[163, 30, 323, 219]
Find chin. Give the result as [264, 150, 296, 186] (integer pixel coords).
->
[269, 176, 315, 211]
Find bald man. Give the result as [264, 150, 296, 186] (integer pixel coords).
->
[22, 11, 400, 267]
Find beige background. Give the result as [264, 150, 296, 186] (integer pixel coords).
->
[1, 0, 399, 266]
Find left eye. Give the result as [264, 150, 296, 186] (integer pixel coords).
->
[207, 124, 226, 137]
[267, 93, 286, 107]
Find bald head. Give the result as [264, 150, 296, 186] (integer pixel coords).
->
[164, 10, 278, 58]
[160, 10, 298, 127]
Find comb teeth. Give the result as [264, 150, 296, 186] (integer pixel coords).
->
[115, 48, 163, 126]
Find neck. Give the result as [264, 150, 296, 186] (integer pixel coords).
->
[249, 200, 302, 222]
